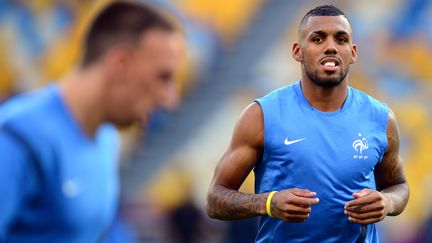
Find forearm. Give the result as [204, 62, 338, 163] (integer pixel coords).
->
[206, 184, 268, 220]
[381, 182, 409, 216]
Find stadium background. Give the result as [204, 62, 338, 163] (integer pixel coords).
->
[1, 0, 431, 242]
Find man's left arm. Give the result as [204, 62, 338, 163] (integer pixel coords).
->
[345, 109, 410, 224]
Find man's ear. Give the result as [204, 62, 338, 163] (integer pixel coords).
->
[99, 45, 133, 88]
[103, 45, 131, 76]
[292, 42, 303, 63]
[350, 44, 358, 64]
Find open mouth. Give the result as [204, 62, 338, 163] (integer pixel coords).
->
[320, 58, 340, 72]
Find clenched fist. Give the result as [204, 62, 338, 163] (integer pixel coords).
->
[344, 188, 391, 224]
[269, 188, 320, 222]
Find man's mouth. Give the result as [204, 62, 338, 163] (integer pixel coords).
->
[321, 58, 340, 72]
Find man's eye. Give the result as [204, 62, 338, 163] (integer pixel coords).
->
[313, 37, 323, 43]
[337, 37, 348, 43]
[159, 72, 172, 83]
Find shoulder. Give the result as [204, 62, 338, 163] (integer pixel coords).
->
[237, 102, 264, 131]
[232, 102, 264, 148]
[0, 85, 61, 147]
[349, 87, 387, 109]
[0, 85, 59, 126]
[256, 84, 296, 104]
[385, 108, 399, 147]
[349, 87, 389, 123]
[241, 102, 264, 121]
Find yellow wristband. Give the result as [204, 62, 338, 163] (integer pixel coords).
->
[266, 191, 277, 217]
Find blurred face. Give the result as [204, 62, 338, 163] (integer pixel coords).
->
[292, 16, 357, 88]
[106, 29, 184, 126]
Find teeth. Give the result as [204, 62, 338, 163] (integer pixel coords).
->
[324, 61, 336, 67]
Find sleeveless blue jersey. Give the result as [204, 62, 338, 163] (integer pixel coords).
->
[254, 81, 388, 243]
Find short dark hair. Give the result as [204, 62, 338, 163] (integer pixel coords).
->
[81, 1, 175, 67]
[299, 5, 348, 29]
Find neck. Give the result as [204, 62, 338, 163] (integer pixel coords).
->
[300, 78, 348, 112]
[59, 66, 106, 137]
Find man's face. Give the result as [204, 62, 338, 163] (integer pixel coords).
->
[293, 15, 357, 88]
[107, 29, 184, 126]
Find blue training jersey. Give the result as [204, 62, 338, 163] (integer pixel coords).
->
[0, 85, 120, 242]
[254, 81, 388, 243]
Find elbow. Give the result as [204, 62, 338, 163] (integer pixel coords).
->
[206, 205, 217, 219]
[205, 192, 217, 219]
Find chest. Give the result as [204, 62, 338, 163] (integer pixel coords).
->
[266, 112, 385, 182]
[31, 135, 119, 232]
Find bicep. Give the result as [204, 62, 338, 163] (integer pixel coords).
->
[375, 109, 407, 190]
[211, 103, 264, 190]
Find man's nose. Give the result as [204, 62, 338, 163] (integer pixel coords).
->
[324, 40, 338, 55]
[158, 82, 178, 110]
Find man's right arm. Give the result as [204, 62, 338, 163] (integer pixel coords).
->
[206, 102, 319, 221]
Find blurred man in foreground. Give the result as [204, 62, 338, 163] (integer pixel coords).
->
[0, 1, 183, 242]
[207, 5, 409, 242]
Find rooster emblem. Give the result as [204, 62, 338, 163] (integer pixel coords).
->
[352, 133, 368, 154]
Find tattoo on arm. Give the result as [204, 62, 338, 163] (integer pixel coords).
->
[207, 185, 267, 220]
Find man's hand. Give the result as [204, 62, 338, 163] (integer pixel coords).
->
[270, 188, 320, 222]
[344, 188, 392, 224]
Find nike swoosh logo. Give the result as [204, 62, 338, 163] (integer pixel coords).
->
[284, 138, 304, 145]
[62, 179, 81, 198]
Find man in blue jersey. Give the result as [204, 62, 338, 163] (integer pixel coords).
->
[0, 1, 183, 242]
[206, 5, 409, 242]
